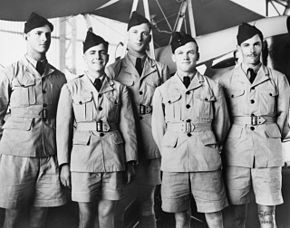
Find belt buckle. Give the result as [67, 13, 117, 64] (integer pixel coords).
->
[102, 122, 110, 132]
[140, 104, 145, 115]
[185, 122, 195, 133]
[251, 115, 258, 126]
[96, 121, 103, 132]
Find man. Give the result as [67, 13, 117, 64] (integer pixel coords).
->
[151, 31, 230, 228]
[106, 11, 169, 228]
[57, 30, 137, 228]
[218, 23, 290, 228]
[0, 12, 67, 228]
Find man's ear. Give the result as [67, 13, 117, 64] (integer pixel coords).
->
[171, 53, 176, 63]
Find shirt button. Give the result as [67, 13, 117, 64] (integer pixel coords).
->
[98, 107, 103, 111]
[187, 133, 192, 137]
[205, 98, 208, 101]
[98, 94, 102, 98]
[139, 91, 143, 95]
[186, 119, 191, 122]
[140, 116, 143, 120]
[43, 103, 47, 107]
[250, 126, 255, 131]
[186, 91, 190, 95]
[79, 101, 83, 105]
[186, 104, 191, 109]
[250, 99, 255, 104]
[100, 133, 105, 137]
[42, 90, 46, 94]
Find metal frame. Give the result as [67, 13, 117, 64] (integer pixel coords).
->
[265, 0, 290, 15]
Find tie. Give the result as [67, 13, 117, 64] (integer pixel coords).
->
[36, 61, 45, 75]
[183, 76, 190, 88]
[135, 58, 143, 75]
[247, 68, 256, 84]
[93, 78, 102, 92]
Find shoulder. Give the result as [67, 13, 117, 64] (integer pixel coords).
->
[106, 58, 124, 78]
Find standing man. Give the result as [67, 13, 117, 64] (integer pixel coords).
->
[0, 12, 67, 228]
[218, 23, 290, 228]
[151, 32, 230, 228]
[106, 11, 169, 228]
[57, 31, 137, 228]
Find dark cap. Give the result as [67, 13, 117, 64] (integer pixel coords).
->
[83, 30, 109, 53]
[24, 12, 54, 34]
[127, 11, 151, 31]
[171, 31, 197, 53]
[237, 22, 263, 45]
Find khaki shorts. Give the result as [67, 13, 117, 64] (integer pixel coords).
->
[71, 172, 125, 202]
[0, 154, 67, 208]
[226, 166, 283, 206]
[161, 171, 228, 213]
[134, 158, 161, 186]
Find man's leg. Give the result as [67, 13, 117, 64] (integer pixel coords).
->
[232, 204, 247, 228]
[78, 202, 96, 228]
[205, 211, 223, 228]
[136, 185, 156, 228]
[98, 200, 116, 228]
[29, 207, 48, 228]
[175, 210, 190, 228]
[3, 209, 21, 228]
[257, 205, 276, 228]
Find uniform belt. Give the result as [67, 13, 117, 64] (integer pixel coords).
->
[167, 121, 212, 133]
[233, 116, 276, 126]
[11, 107, 53, 120]
[76, 121, 118, 132]
[139, 104, 152, 115]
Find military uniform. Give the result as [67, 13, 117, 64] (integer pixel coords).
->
[152, 72, 230, 213]
[106, 54, 169, 184]
[57, 73, 137, 200]
[0, 55, 67, 208]
[218, 64, 290, 205]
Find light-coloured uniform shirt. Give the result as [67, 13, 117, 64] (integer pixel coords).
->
[0, 55, 66, 157]
[152, 71, 230, 172]
[106, 53, 170, 160]
[218, 64, 290, 168]
[56, 73, 137, 172]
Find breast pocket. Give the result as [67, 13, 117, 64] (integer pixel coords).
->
[72, 93, 94, 121]
[228, 89, 246, 114]
[164, 93, 182, 120]
[258, 89, 278, 114]
[105, 94, 120, 121]
[10, 76, 36, 107]
[195, 94, 216, 120]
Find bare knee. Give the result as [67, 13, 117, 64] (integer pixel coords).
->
[257, 205, 276, 228]
[175, 210, 190, 228]
[205, 211, 223, 228]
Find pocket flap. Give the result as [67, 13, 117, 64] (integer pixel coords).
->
[165, 94, 182, 104]
[162, 132, 178, 148]
[265, 125, 281, 138]
[228, 125, 243, 139]
[12, 76, 36, 87]
[3, 117, 33, 131]
[73, 93, 93, 104]
[73, 131, 91, 145]
[230, 89, 245, 98]
[200, 130, 217, 145]
[261, 89, 279, 97]
[119, 79, 134, 86]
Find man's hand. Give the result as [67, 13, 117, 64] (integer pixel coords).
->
[126, 161, 137, 184]
[60, 164, 71, 188]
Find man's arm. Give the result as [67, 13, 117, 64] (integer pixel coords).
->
[56, 84, 74, 187]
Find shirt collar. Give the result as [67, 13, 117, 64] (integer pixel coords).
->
[241, 62, 261, 75]
[25, 54, 47, 68]
[85, 71, 105, 84]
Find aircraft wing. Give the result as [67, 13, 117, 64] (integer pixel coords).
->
[0, 0, 117, 21]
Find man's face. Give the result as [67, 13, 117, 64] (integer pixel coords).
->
[239, 34, 262, 65]
[83, 43, 109, 73]
[127, 23, 151, 53]
[25, 25, 52, 54]
[172, 42, 199, 73]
